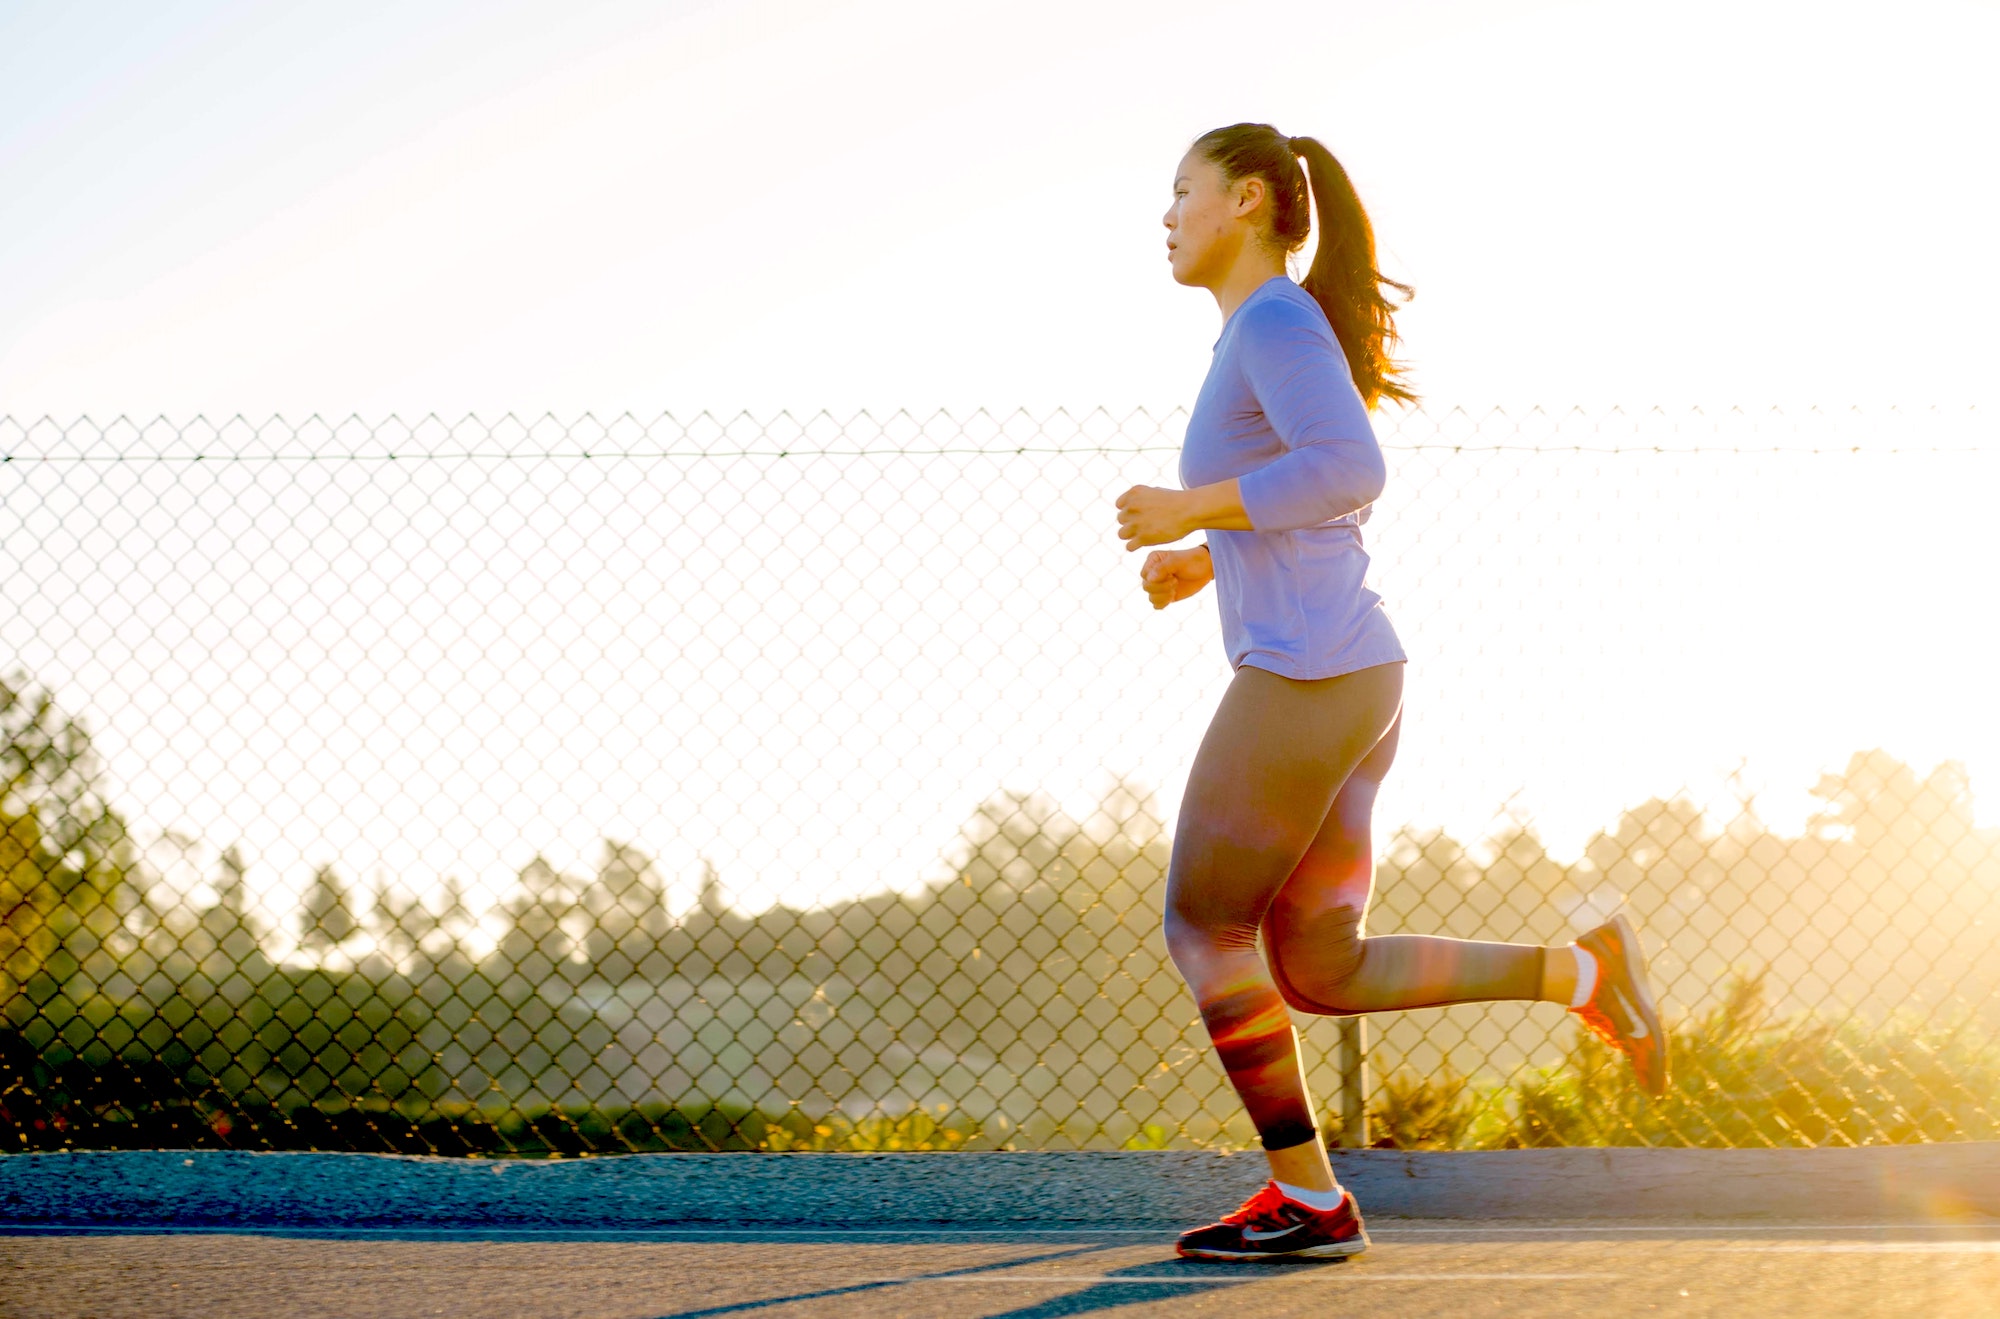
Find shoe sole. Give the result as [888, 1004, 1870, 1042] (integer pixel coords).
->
[1596, 913, 1668, 1094]
[1604, 914, 1661, 1023]
[1177, 1236, 1370, 1261]
[1176, 1231, 1368, 1263]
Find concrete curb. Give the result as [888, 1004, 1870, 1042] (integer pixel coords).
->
[3, 1146, 1997, 1230]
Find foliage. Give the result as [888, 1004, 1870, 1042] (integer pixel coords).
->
[1, 969, 443, 1150]
[0, 1014, 992, 1155]
[1365, 973, 2000, 1150]
[4, 662, 1999, 1154]
[1364, 1066, 1482, 1151]
[1, 676, 137, 1003]
[755, 1104, 981, 1152]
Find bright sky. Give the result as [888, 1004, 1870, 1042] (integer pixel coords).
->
[4, 0, 1997, 416]
[3, 1, 1997, 921]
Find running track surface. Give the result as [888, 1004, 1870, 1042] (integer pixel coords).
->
[5, 1222, 1998, 1317]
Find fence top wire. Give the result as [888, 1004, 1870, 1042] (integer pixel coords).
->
[0, 404, 1989, 462]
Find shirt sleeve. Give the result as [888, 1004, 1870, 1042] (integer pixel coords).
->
[1231, 294, 1388, 532]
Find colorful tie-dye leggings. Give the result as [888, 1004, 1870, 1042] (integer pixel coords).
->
[1163, 660, 1547, 1152]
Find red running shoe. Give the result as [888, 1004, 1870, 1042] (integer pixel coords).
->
[1574, 913, 1670, 1097]
[1175, 1180, 1370, 1261]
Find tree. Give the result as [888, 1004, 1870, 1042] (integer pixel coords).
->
[1584, 797, 1713, 878]
[497, 855, 586, 977]
[1807, 749, 1978, 877]
[376, 881, 437, 961]
[584, 839, 671, 973]
[1, 674, 136, 1001]
[192, 843, 267, 976]
[300, 864, 358, 954]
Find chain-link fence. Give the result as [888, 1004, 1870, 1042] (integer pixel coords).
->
[3, 407, 1996, 1155]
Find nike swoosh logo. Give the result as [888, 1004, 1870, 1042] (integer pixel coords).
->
[1242, 1223, 1307, 1241]
[1614, 987, 1650, 1038]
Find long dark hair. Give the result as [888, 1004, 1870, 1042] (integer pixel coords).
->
[1192, 122, 1416, 409]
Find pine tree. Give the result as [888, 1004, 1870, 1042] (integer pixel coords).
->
[300, 863, 357, 953]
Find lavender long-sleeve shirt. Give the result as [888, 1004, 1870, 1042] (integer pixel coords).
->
[1177, 275, 1407, 680]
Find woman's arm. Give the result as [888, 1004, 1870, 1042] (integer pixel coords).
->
[1230, 297, 1388, 532]
[1115, 481, 1248, 548]
[1184, 481, 1253, 532]
[1115, 299, 1387, 549]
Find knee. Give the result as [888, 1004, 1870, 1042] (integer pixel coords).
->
[1161, 904, 1218, 978]
[1161, 905, 1199, 967]
[1162, 901, 1261, 987]
[1266, 904, 1368, 1015]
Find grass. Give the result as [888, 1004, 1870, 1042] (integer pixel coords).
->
[11, 973, 1998, 1155]
[0, 1081, 993, 1157]
[1366, 973, 2000, 1149]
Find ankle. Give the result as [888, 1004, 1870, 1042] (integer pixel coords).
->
[1274, 1179, 1347, 1211]
[1540, 943, 1598, 1007]
[1265, 1136, 1338, 1195]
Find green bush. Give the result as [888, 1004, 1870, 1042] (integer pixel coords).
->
[1366, 973, 2000, 1149]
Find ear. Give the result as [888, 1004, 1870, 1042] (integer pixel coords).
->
[1233, 174, 1266, 218]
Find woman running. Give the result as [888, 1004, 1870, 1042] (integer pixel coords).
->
[1114, 122, 1668, 1263]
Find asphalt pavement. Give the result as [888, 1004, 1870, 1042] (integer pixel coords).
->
[7, 1220, 2000, 1319]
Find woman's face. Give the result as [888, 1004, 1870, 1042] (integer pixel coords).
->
[1163, 150, 1253, 288]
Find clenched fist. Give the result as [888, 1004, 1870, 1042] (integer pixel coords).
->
[1115, 484, 1197, 551]
[1140, 546, 1214, 610]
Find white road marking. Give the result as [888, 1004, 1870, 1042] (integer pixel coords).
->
[14, 1221, 1994, 1240]
[1372, 1223, 1999, 1235]
[1720, 1242, 2000, 1254]
[858, 1273, 1627, 1282]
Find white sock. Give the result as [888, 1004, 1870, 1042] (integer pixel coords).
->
[1274, 1179, 1346, 1210]
[1568, 944, 1599, 1010]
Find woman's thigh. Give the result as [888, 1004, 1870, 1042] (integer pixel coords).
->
[1270, 707, 1401, 919]
[1166, 661, 1404, 941]
[1256, 709, 1399, 1003]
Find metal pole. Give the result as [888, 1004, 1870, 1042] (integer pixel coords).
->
[1335, 1015, 1369, 1149]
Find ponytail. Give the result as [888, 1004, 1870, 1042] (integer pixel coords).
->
[1192, 123, 1417, 409]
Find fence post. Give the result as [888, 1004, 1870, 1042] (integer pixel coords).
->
[1335, 1015, 1369, 1149]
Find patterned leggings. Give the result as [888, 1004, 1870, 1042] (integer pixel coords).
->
[1162, 660, 1546, 1151]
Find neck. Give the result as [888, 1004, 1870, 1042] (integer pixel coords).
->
[1211, 252, 1288, 323]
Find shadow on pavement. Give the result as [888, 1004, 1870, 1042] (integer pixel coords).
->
[641, 1242, 1285, 1318]
[970, 1256, 1329, 1319]
[644, 1242, 1120, 1318]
